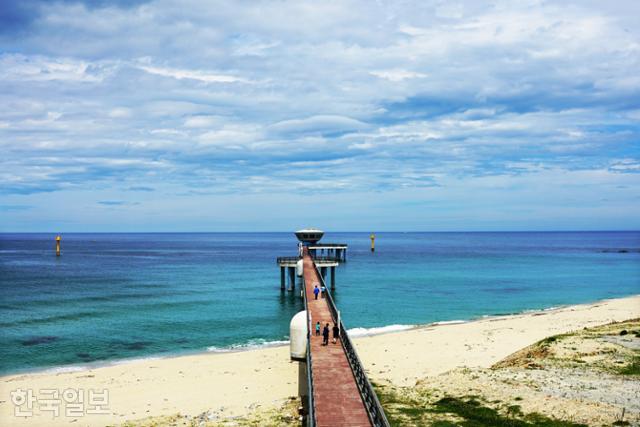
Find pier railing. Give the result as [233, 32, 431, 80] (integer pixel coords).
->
[302, 276, 317, 427]
[308, 243, 348, 247]
[310, 261, 390, 427]
[277, 256, 342, 264]
[309, 256, 342, 263]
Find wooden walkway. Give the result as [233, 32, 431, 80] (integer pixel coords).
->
[302, 252, 372, 427]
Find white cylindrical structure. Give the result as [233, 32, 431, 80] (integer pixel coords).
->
[295, 228, 324, 245]
[290, 310, 308, 361]
[296, 259, 304, 277]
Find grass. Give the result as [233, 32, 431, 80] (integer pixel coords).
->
[431, 397, 586, 427]
[617, 355, 640, 376]
[374, 383, 587, 427]
[374, 320, 640, 426]
[540, 336, 557, 345]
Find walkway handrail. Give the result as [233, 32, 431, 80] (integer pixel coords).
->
[311, 260, 390, 427]
[309, 256, 341, 263]
[277, 256, 299, 263]
[278, 256, 341, 264]
[301, 275, 317, 426]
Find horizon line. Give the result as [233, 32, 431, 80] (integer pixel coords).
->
[1, 230, 639, 234]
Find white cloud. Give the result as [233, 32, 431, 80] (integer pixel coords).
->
[610, 159, 640, 172]
[149, 128, 187, 137]
[197, 125, 261, 147]
[349, 142, 374, 150]
[0, 54, 112, 82]
[269, 115, 368, 135]
[183, 115, 221, 128]
[1, 0, 639, 229]
[370, 69, 428, 82]
[136, 64, 249, 84]
[108, 107, 132, 118]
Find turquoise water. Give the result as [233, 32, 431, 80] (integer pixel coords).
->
[0, 232, 638, 374]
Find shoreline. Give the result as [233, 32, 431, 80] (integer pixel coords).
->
[1, 294, 638, 427]
[2, 294, 637, 378]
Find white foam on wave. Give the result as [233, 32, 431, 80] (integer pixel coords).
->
[43, 365, 87, 374]
[430, 320, 467, 326]
[41, 356, 164, 374]
[517, 305, 564, 316]
[347, 324, 416, 337]
[207, 339, 290, 353]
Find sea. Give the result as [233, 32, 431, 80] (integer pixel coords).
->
[0, 232, 638, 375]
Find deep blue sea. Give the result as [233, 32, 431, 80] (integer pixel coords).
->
[1, 232, 639, 374]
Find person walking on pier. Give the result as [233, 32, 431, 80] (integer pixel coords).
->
[332, 323, 340, 344]
[321, 284, 326, 298]
[322, 323, 330, 346]
[313, 285, 320, 300]
[315, 321, 321, 336]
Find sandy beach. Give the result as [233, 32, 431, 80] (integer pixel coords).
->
[1, 295, 638, 427]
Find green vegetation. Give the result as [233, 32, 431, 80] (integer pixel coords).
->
[374, 384, 586, 427]
[431, 396, 586, 427]
[617, 355, 640, 376]
[376, 320, 640, 426]
[540, 336, 557, 345]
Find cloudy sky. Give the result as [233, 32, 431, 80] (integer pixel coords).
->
[1, 0, 639, 231]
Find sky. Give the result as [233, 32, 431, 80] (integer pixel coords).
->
[0, 0, 639, 232]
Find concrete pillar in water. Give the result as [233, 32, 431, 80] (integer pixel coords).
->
[280, 266, 285, 290]
[331, 266, 336, 290]
[288, 267, 295, 291]
[55, 235, 61, 256]
[320, 266, 327, 281]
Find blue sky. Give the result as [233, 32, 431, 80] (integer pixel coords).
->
[0, 0, 639, 231]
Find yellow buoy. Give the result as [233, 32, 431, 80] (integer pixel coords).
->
[55, 235, 61, 256]
[370, 233, 375, 252]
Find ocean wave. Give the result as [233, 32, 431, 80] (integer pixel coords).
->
[207, 338, 290, 353]
[537, 305, 562, 312]
[347, 324, 416, 337]
[430, 320, 468, 326]
[40, 355, 164, 375]
[43, 365, 87, 374]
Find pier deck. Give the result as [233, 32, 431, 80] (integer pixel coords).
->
[302, 252, 371, 426]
